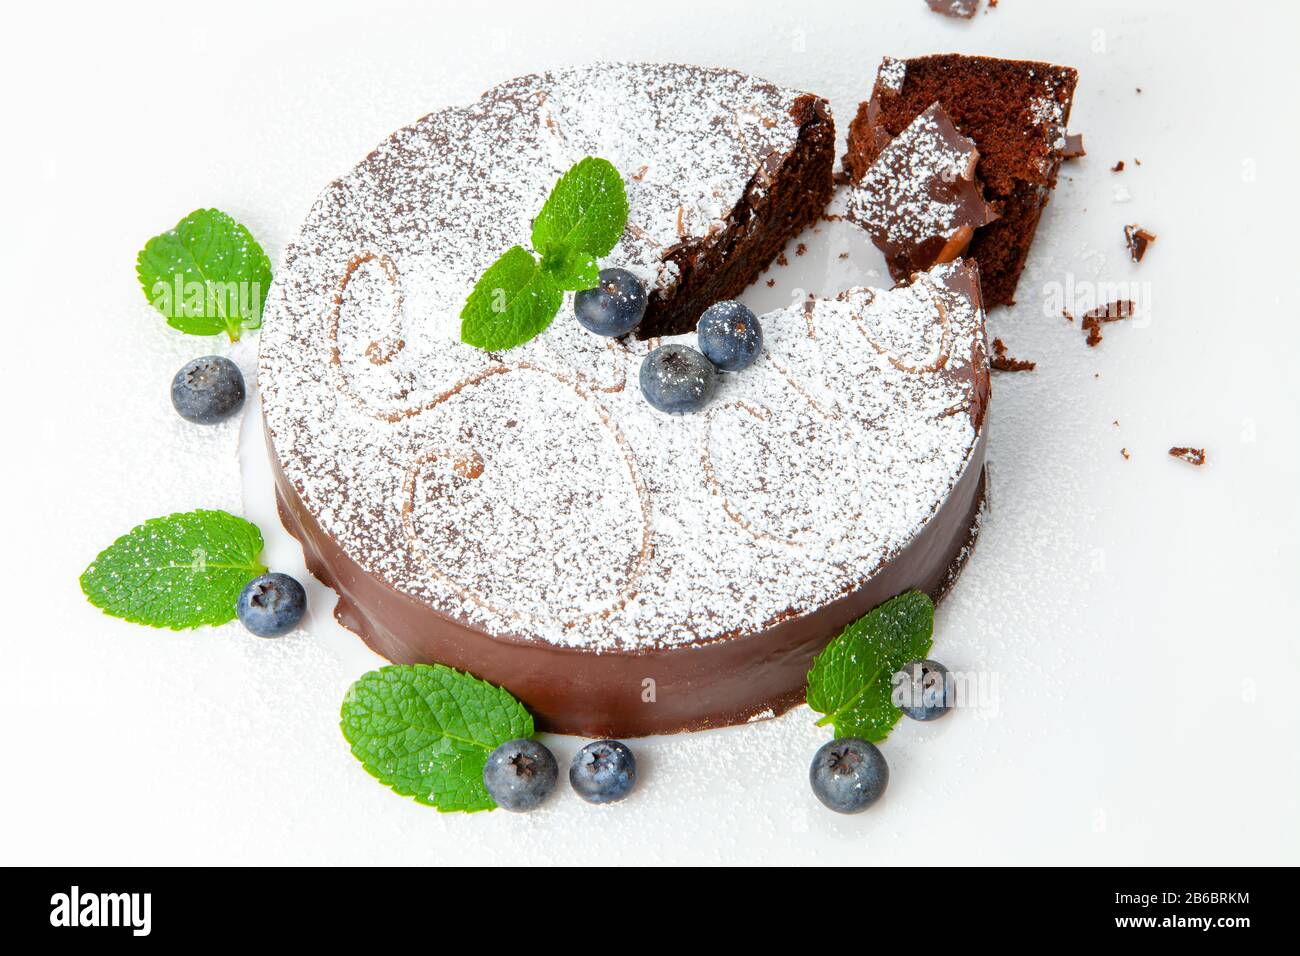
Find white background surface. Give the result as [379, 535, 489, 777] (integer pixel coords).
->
[3, 0, 1298, 865]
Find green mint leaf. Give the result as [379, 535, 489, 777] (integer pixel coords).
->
[339, 664, 534, 812]
[538, 241, 600, 292]
[806, 591, 935, 742]
[136, 208, 273, 342]
[80, 510, 267, 630]
[530, 157, 628, 261]
[459, 245, 561, 350]
[459, 158, 628, 352]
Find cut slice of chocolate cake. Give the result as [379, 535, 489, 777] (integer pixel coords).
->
[844, 54, 1079, 306]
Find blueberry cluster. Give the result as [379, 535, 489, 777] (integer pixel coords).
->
[483, 738, 638, 812]
[810, 657, 954, 814]
[571, 270, 763, 415]
[640, 299, 763, 414]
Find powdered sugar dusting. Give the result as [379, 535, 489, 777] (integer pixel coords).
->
[260, 63, 987, 652]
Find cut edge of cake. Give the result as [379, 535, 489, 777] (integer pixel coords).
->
[639, 91, 835, 337]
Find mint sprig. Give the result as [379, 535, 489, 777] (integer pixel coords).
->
[806, 592, 935, 742]
[80, 510, 267, 629]
[136, 208, 273, 342]
[340, 664, 534, 812]
[460, 157, 628, 351]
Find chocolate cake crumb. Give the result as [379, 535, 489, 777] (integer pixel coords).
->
[766, 278, 776, 287]
[1124, 224, 1156, 262]
[796, 243, 807, 257]
[1169, 447, 1206, 466]
[1062, 134, 1086, 159]
[1111, 160, 1125, 172]
[777, 251, 789, 267]
[838, 252, 850, 260]
[1121, 448, 1130, 460]
[1080, 300, 1135, 347]
[990, 338, 1036, 371]
[926, 0, 979, 17]
[1062, 308, 1074, 323]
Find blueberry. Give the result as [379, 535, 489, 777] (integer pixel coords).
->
[810, 738, 889, 813]
[894, 659, 953, 721]
[639, 344, 716, 414]
[575, 268, 648, 337]
[569, 739, 637, 804]
[697, 300, 762, 371]
[171, 355, 245, 424]
[236, 572, 306, 637]
[483, 738, 559, 812]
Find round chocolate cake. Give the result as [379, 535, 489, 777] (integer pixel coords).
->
[260, 63, 989, 736]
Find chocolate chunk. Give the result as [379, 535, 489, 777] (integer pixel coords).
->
[1124, 224, 1156, 262]
[1111, 160, 1125, 172]
[1169, 447, 1206, 466]
[846, 101, 999, 280]
[1061, 133, 1086, 159]
[926, 0, 979, 17]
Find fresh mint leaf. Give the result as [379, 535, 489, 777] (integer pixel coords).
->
[340, 664, 534, 812]
[80, 510, 267, 629]
[806, 591, 935, 742]
[531, 156, 629, 261]
[539, 241, 600, 292]
[136, 208, 273, 342]
[459, 245, 562, 351]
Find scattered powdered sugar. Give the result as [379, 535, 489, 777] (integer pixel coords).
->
[260, 63, 987, 652]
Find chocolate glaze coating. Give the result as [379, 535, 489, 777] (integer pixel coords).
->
[271, 428, 986, 737]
